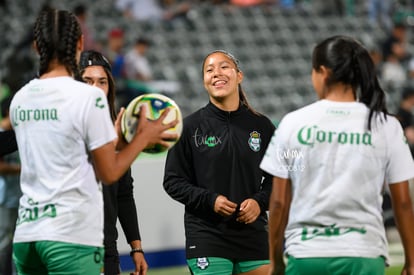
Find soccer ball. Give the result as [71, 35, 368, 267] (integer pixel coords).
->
[121, 93, 183, 153]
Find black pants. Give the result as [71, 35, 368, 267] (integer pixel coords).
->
[104, 249, 121, 275]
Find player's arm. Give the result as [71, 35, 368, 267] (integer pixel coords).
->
[253, 171, 273, 211]
[114, 107, 127, 150]
[163, 128, 219, 214]
[0, 159, 20, 175]
[237, 171, 273, 224]
[116, 170, 147, 274]
[92, 106, 178, 184]
[117, 169, 141, 245]
[268, 176, 291, 275]
[389, 180, 414, 272]
[129, 240, 148, 275]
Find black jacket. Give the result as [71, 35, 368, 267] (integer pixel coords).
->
[0, 130, 17, 156]
[163, 102, 275, 260]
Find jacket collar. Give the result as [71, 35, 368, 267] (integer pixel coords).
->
[206, 101, 246, 119]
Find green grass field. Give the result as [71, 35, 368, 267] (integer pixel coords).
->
[121, 266, 188, 275]
[386, 265, 404, 274]
[121, 265, 403, 275]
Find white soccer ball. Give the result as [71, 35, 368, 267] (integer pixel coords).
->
[121, 93, 183, 153]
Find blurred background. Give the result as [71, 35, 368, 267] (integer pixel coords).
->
[0, 0, 413, 273]
[2, 0, 414, 122]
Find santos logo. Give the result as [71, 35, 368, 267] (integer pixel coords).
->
[297, 125, 372, 146]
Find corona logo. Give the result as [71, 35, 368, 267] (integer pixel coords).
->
[297, 125, 372, 147]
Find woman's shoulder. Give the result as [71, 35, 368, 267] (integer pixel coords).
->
[183, 106, 206, 124]
[247, 110, 276, 131]
[281, 101, 321, 122]
[378, 113, 404, 130]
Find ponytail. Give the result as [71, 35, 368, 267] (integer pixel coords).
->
[353, 45, 388, 130]
[313, 35, 388, 130]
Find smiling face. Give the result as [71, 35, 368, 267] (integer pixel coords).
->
[81, 65, 109, 95]
[202, 52, 243, 107]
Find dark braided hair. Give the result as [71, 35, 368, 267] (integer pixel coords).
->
[34, 9, 82, 79]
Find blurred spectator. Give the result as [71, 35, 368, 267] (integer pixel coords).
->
[380, 42, 408, 90]
[0, 96, 21, 275]
[103, 28, 129, 107]
[124, 37, 180, 101]
[366, 45, 383, 75]
[115, 0, 163, 22]
[2, 3, 52, 93]
[396, 86, 414, 156]
[162, 0, 193, 22]
[230, 0, 274, 7]
[359, 34, 382, 72]
[367, 0, 393, 30]
[125, 38, 153, 82]
[335, 0, 355, 16]
[73, 4, 99, 51]
[381, 22, 408, 62]
[114, 0, 192, 27]
[317, 0, 354, 16]
[380, 23, 410, 90]
[104, 28, 127, 80]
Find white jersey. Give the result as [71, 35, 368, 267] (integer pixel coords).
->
[260, 100, 414, 262]
[10, 76, 117, 247]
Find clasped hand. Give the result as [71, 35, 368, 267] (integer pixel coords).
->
[214, 195, 260, 224]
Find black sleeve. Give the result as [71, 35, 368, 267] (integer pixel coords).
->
[252, 171, 273, 212]
[0, 130, 18, 156]
[117, 168, 141, 243]
[252, 120, 276, 212]
[163, 128, 218, 214]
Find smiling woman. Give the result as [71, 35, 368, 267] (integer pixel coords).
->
[163, 50, 276, 275]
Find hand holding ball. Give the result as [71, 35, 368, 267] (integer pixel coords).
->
[121, 93, 183, 153]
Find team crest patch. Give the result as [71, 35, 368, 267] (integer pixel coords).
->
[248, 131, 261, 152]
[197, 257, 209, 270]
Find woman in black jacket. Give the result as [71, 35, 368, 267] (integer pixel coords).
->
[79, 50, 147, 275]
[163, 50, 275, 275]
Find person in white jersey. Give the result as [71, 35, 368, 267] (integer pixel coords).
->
[260, 35, 414, 275]
[9, 8, 177, 275]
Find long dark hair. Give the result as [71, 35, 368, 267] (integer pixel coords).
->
[34, 9, 82, 79]
[79, 50, 117, 122]
[312, 35, 388, 130]
[202, 50, 260, 115]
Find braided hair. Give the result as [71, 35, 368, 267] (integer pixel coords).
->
[34, 9, 82, 79]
